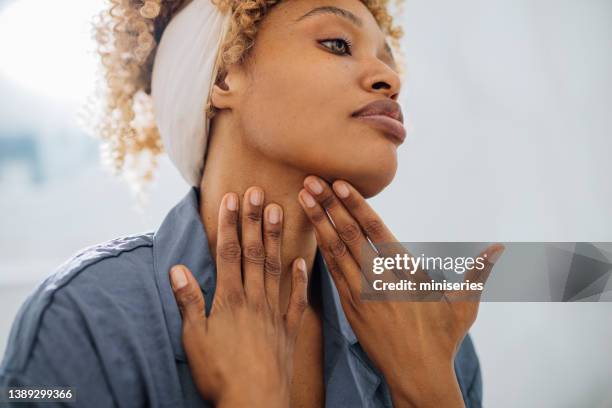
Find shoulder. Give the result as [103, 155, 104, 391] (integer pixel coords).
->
[51, 231, 155, 284]
[0, 232, 156, 375]
[47, 230, 156, 291]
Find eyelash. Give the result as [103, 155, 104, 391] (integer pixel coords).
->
[319, 37, 353, 56]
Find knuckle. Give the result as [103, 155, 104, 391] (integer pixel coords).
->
[292, 296, 309, 313]
[264, 257, 282, 277]
[319, 193, 337, 209]
[249, 298, 265, 314]
[225, 290, 245, 308]
[363, 218, 384, 238]
[323, 255, 339, 273]
[324, 257, 344, 280]
[344, 195, 360, 211]
[243, 243, 265, 264]
[310, 209, 327, 224]
[338, 222, 362, 244]
[245, 210, 262, 223]
[224, 210, 238, 226]
[177, 287, 201, 308]
[328, 238, 348, 258]
[328, 261, 342, 276]
[265, 227, 281, 241]
[219, 240, 241, 263]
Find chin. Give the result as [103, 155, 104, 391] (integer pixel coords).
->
[339, 158, 398, 199]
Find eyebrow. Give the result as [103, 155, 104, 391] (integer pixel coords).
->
[295, 6, 363, 27]
[295, 6, 396, 67]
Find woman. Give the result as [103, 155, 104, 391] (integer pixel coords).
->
[0, 0, 502, 406]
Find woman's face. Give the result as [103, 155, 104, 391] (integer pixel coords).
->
[216, 0, 403, 198]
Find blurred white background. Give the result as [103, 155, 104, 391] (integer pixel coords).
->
[1, 0, 611, 406]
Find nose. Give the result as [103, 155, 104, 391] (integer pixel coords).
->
[361, 59, 402, 100]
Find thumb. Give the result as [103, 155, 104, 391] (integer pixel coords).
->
[170, 264, 207, 325]
[464, 244, 505, 286]
[285, 257, 308, 339]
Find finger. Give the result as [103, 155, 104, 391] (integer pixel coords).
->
[331, 179, 427, 281]
[241, 187, 266, 304]
[315, 228, 359, 310]
[330, 179, 399, 249]
[263, 203, 283, 313]
[448, 244, 505, 302]
[215, 193, 244, 301]
[285, 258, 308, 338]
[170, 264, 207, 325]
[298, 188, 364, 293]
[464, 243, 505, 285]
[303, 175, 378, 267]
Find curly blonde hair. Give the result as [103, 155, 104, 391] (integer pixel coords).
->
[91, 0, 405, 193]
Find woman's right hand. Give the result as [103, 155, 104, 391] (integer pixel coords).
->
[169, 187, 308, 408]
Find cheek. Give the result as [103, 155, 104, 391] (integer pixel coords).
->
[237, 60, 399, 192]
[240, 63, 346, 154]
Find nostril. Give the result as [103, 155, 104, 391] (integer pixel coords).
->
[372, 81, 391, 90]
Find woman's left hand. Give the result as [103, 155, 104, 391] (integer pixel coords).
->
[297, 175, 505, 408]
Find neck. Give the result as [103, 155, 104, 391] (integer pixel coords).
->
[198, 115, 318, 312]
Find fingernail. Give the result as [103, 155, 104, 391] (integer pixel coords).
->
[487, 246, 505, 264]
[171, 266, 187, 290]
[297, 258, 306, 272]
[300, 190, 316, 208]
[249, 189, 262, 206]
[226, 194, 237, 211]
[268, 205, 281, 224]
[333, 181, 350, 198]
[306, 178, 323, 195]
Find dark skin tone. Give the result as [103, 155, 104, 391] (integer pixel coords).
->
[171, 181, 504, 407]
[171, 183, 504, 407]
[168, 0, 505, 406]
[170, 191, 308, 408]
[298, 176, 504, 407]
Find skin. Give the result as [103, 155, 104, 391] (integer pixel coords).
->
[297, 176, 505, 407]
[197, 1, 401, 404]
[170, 191, 308, 408]
[168, 0, 505, 406]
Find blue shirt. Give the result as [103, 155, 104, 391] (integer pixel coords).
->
[0, 186, 482, 407]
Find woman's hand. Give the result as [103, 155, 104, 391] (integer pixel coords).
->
[169, 188, 308, 408]
[297, 175, 505, 408]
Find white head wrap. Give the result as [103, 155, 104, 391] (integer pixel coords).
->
[151, 0, 232, 186]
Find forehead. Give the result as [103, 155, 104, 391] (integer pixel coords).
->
[265, 0, 387, 42]
[260, 0, 396, 68]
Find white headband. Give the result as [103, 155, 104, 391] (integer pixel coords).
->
[151, 0, 231, 187]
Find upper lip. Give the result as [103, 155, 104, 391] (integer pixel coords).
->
[351, 99, 404, 124]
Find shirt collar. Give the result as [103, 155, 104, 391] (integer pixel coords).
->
[316, 249, 358, 345]
[317, 246, 389, 405]
[153, 185, 364, 359]
[153, 186, 216, 362]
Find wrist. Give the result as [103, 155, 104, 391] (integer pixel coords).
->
[217, 394, 288, 408]
[386, 361, 464, 408]
[217, 383, 290, 408]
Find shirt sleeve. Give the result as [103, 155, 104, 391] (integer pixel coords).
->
[0, 288, 117, 407]
[454, 333, 483, 408]
[465, 361, 483, 408]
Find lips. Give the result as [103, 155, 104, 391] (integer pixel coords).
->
[351, 99, 406, 143]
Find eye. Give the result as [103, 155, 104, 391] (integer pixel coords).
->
[319, 37, 353, 56]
